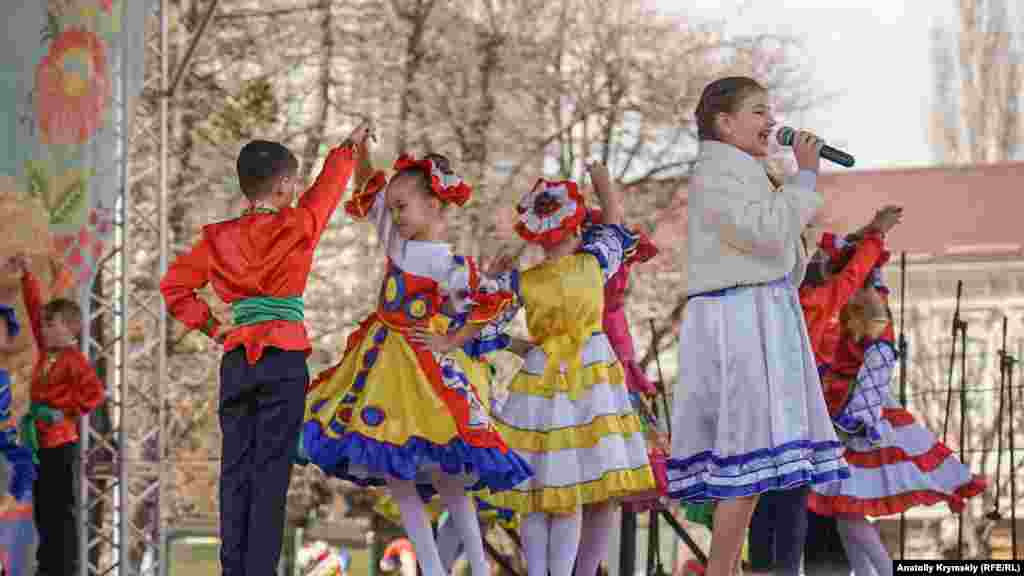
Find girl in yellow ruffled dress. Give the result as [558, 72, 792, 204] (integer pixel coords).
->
[299, 152, 532, 576]
[372, 314, 520, 572]
[374, 321, 520, 572]
[486, 163, 655, 576]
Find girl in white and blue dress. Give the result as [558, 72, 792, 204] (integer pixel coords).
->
[666, 76, 849, 576]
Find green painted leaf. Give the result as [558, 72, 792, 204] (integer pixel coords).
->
[51, 176, 88, 226]
[25, 162, 49, 205]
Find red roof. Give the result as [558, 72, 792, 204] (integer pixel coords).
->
[649, 162, 1024, 260]
[817, 162, 1024, 257]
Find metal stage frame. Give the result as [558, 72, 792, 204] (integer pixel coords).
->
[74, 0, 198, 573]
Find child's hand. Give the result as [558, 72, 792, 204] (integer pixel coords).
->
[345, 121, 375, 185]
[793, 130, 824, 173]
[408, 328, 456, 355]
[40, 406, 63, 424]
[868, 206, 903, 235]
[2, 255, 28, 276]
[484, 250, 518, 277]
[212, 319, 234, 345]
[586, 162, 610, 194]
[343, 120, 374, 149]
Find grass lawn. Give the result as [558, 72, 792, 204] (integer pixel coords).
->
[169, 541, 219, 576]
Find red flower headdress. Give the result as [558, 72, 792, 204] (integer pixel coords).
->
[393, 154, 472, 207]
[514, 179, 587, 248]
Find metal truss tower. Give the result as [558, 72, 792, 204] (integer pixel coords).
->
[77, 1, 168, 574]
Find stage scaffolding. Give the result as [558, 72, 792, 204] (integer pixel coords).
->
[76, 1, 219, 573]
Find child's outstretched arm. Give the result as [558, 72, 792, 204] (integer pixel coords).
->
[588, 162, 623, 227]
[3, 256, 47, 352]
[297, 123, 372, 243]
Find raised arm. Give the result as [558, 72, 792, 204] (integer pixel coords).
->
[8, 257, 48, 352]
[297, 124, 372, 243]
[587, 163, 623, 227]
[822, 232, 886, 313]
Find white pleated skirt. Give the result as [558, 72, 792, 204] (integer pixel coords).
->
[666, 277, 849, 502]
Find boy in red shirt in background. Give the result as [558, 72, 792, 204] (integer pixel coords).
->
[159, 124, 370, 576]
[4, 255, 105, 576]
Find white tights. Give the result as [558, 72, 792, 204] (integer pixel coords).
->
[436, 511, 465, 572]
[389, 476, 489, 576]
[575, 503, 616, 576]
[521, 511, 583, 576]
[836, 516, 892, 576]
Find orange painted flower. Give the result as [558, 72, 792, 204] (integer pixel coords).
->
[35, 28, 110, 145]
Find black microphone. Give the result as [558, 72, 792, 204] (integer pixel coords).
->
[776, 126, 855, 168]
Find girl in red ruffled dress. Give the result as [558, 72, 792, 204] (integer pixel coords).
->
[809, 267, 987, 576]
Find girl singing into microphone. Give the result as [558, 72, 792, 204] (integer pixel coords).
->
[665, 76, 849, 576]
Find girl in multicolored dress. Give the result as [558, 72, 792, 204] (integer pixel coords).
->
[299, 152, 532, 576]
[374, 313, 520, 573]
[666, 76, 849, 576]
[810, 272, 986, 576]
[486, 163, 655, 576]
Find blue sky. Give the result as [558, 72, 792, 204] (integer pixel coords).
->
[657, 0, 955, 170]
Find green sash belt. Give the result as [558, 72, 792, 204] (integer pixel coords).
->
[20, 402, 62, 465]
[231, 296, 304, 326]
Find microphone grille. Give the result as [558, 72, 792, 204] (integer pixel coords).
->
[776, 126, 795, 146]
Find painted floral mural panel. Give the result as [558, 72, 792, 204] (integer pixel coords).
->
[3, 0, 148, 291]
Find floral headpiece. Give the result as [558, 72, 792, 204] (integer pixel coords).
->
[393, 154, 472, 207]
[515, 179, 587, 248]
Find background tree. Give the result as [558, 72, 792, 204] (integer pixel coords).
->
[930, 0, 1024, 164]
[923, 0, 1024, 559]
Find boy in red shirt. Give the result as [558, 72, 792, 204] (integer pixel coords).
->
[4, 255, 105, 576]
[159, 124, 370, 576]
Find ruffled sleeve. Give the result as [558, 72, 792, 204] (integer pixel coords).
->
[343, 170, 403, 255]
[626, 228, 658, 266]
[579, 223, 639, 282]
[344, 170, 386, 219]
[442, 255, 516, 326]
[461, 267, 521, 358]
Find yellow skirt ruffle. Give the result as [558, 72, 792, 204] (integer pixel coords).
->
[492, 356, 655, 515]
